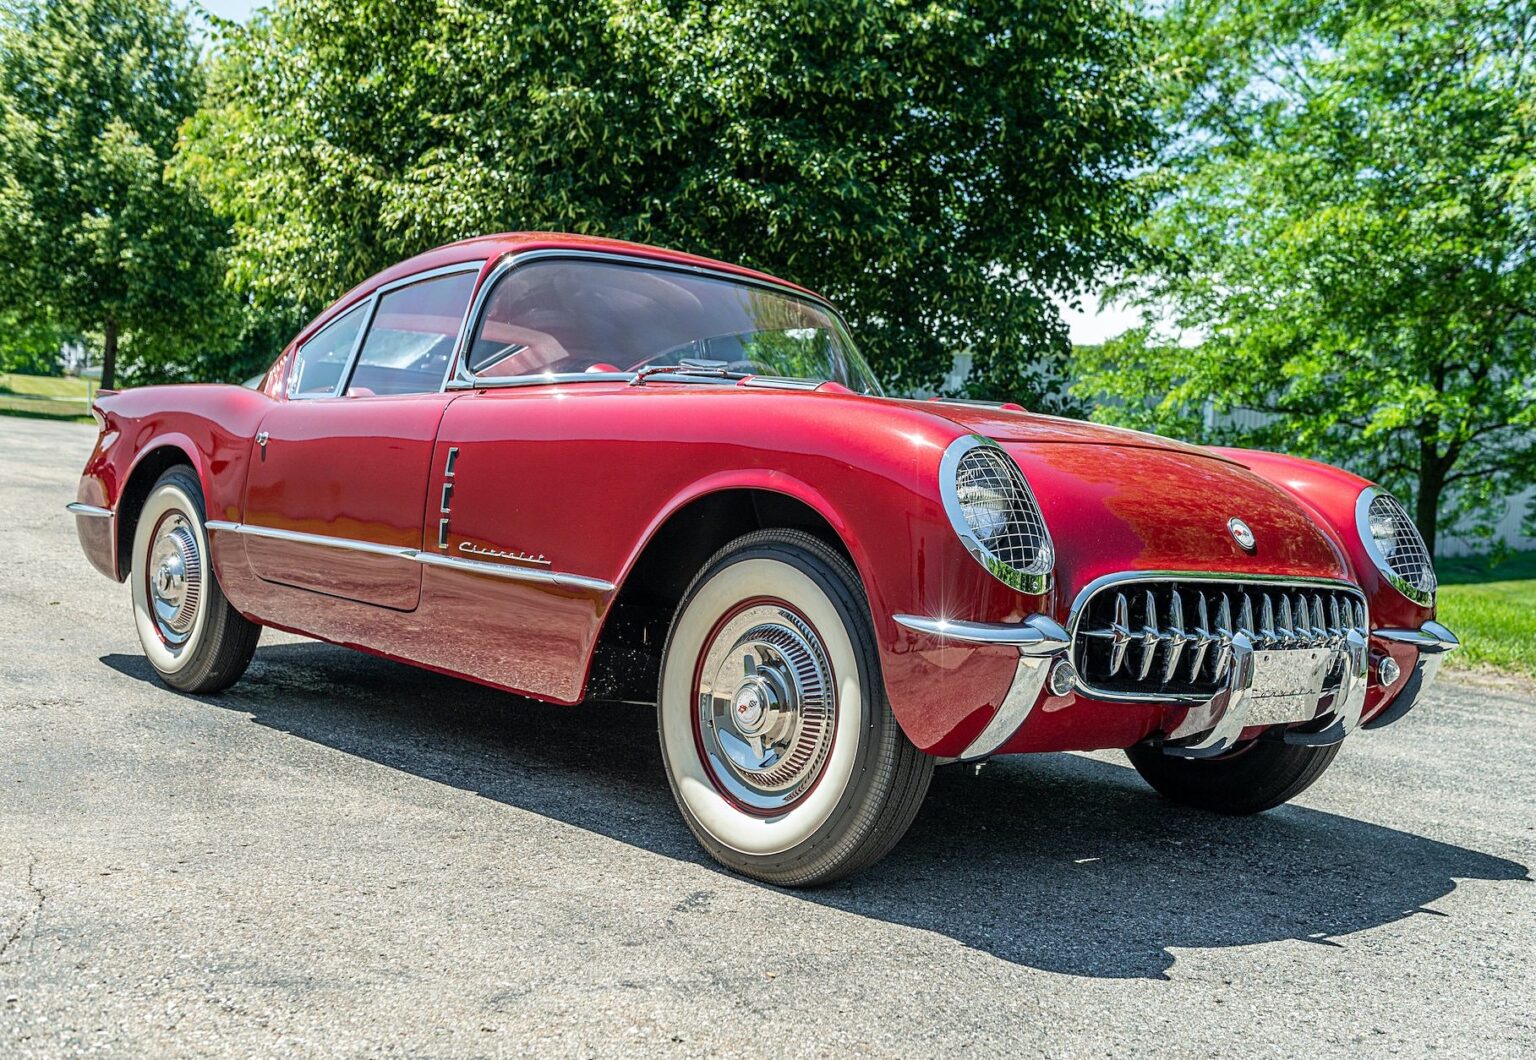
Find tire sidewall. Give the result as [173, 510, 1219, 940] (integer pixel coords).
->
[659, 536, 891, 877]
[130, 471, 213, 678]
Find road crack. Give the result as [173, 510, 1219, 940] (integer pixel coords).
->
[0, 855, 45, 962]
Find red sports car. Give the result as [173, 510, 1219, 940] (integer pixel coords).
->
[69, 233, 1458, 885]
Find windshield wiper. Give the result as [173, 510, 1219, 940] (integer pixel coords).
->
[628, 359, 749, 387]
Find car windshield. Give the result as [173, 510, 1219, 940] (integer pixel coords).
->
[465, 258, 884, 395]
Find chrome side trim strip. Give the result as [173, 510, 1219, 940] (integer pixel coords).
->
[207, 521, 406, 558]
[66, 502, 114, 519]
[1374, 620, 1460, 654]
[204, 521, 615, 594]
[414, 550, 613, 594]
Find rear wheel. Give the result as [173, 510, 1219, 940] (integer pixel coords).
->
[658, 530, 932, 886]
[129, 466, 260, 693]
[1126, 739, 1342, 815]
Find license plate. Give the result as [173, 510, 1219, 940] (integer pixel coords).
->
[1246, 648, 1334, 726]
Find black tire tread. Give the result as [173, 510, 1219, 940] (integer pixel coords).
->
[1125, 739, 1342, 815]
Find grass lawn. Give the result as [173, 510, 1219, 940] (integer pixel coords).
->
[1436, 551, 1536, 677]
[0, 371, 95, 421]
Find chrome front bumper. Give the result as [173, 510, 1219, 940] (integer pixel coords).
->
[894, 614, 1070, 761]
[1360, 620, 1460, 731]
[893, 614, 1458, 761]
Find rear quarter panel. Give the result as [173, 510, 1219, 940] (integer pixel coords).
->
[78, 384, 273, 581]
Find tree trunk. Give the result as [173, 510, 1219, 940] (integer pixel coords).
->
[1416, 444, 1445, 560]
[100, 318, 118, 391]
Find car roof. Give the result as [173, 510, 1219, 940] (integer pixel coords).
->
[292, 232, 823, 353]
[362, 232, 817, 302]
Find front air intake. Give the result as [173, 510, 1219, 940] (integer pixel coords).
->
[1071, 577, 1367, 700]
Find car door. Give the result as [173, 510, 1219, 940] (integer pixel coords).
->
[240, 263, 481, 610]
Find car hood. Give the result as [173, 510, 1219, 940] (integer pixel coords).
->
[1009, 438, 1353, 587]
[894, 398, 1234, 461]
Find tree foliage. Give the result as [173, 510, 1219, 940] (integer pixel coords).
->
[179, 0, 1158, 404]
[0, 0, 226, 388]
[1074, 0, 1536, 555]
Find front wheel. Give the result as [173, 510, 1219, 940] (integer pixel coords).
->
[658, 530, 932, 886]
[1125, 739, 1342, 815]
[129, 466, 260, 693]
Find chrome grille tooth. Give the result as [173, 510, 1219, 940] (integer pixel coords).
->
[1278, 594, 1294, 647]
[1136, 589, 1160, 681]
[1260, 593, 1276, 648]
[1214, 593, 1235, 681]
[1187, 591, 1211, 681]
[1311, 593, 1327, 642]
[1293, 594, 1308, 645]
[1107, 592, 1131, 676]
[1162, 590, 1187, 684]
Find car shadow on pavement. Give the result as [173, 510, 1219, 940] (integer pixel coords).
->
[103, 643, 1530, 981]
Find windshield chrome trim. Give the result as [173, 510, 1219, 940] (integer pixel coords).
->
[205, 520, 615, 594]
[443, 248, 876, 394]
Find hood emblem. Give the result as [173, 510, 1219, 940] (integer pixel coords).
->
[1227, 517, 1256, 551]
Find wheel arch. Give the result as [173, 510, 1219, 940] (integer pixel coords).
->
[114, 439, 205, 580]
[584, 480, 864, 704]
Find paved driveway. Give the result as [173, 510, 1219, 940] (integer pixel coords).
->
[1, 415, 1532, 1056]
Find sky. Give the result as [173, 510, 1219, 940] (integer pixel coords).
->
[181, 0, 1141, 346]
[194, 0, 257, 21]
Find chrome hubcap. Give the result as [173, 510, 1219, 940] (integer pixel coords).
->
[696, 604, 835, 812]
[147, 514, 202, 645]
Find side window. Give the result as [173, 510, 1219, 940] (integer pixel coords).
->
[289, 303, 367, 398]
[345, 270, 477, 397]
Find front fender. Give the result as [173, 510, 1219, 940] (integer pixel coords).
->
[1211, 447, 1440, 725]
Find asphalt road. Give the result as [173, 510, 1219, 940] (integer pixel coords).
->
[1, 415, 1533, 1057]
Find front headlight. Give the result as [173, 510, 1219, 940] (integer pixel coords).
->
[1355, 487, 1436, 604]
[940, 435, 1054, 593]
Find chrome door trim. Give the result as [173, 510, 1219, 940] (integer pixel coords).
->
[344, 260, 486, 398]
[288, 259, 487, 401]
[442, 248, 857, 391]
[66, 502, 114, 519]
[205, 520, 615, 594]
[289, 296, 376, 401]
[207, 521, 408, 558]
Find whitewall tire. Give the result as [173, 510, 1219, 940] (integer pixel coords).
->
[130, 466, 260, 693]
[659, 530, 932, 886]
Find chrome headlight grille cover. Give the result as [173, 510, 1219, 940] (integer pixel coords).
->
[939, 435, 1054, 594]
[1355, 487, 1436, 604]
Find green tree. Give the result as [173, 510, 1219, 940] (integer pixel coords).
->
[0, 308, 70, 375]
[0, 0, 224, 389]
[1075, 0, 1536, 556]
[179, 0, 1157, 406]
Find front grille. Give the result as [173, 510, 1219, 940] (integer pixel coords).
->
[1072, 578, 1367, 699]
[1367, 493, 1436, 594]
[953, 445, 1051, 575]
